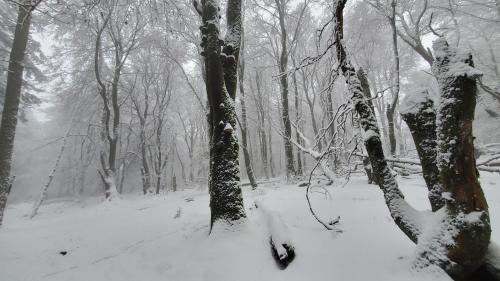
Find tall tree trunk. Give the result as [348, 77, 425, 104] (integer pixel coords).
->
[396, 115, 405, 155]
[387, 0, 400, 157]
[238, 28, 257, 189]
[275, 0, 295, 180]
[254, 71, 270, 179]
[93, 11, 119, 200]
[0, 2, 33, 226]
[292, 71, 303, 176]
[301, 69, 322, 151]
[400, 91, 444, 211]
[200, 0, 246, 229]
[139, 123, 151, 194]
[268, 101, 276, 178]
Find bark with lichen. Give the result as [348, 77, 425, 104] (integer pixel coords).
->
[400, 91, 443, 211]
[199, 0, 246, 229]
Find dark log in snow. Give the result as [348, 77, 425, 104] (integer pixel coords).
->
[255, 200, 295, 269]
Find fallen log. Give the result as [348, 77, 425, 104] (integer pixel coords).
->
[354, 153, 500, 174]
[254, 200, 296, 269]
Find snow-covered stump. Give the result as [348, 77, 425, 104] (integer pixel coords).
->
[400, 90, 443, 211]
[254, 200, 295, 269]
[414, 38, 491, 280]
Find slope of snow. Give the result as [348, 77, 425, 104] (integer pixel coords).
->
[0, 173, 499, 281]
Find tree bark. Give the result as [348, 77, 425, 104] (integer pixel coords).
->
[200, 0, 246, 229]
[386, 103, 397, 156]
[275, 0, 295, 180]
[292, 72, 303, 176]
[400, 91, 444, 211]
[238, 28, 257, 189]
[334, 0, 422, 244]
[93, 9, 119, 200]
[254, 71, 270, 179]
[0, 1, 33, 226]
[387, 0, 400, 157]
[422, 38, 491, 280]
[357, 68, 375, 112]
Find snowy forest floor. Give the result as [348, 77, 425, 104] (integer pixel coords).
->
[1, 173, 499, 281]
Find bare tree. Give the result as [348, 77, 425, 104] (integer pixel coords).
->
[275, 0, 296, 180]
[92, 1, 142, 199]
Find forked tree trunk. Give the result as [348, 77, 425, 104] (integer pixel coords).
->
[0, 1, 33, 226]
[400, 90, 444, 211]
[200, 0, 246, 229]
[418, 38, 490, 280]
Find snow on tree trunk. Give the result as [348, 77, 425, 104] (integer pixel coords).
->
[0, 1, 32, 227]
[413, 38, 491, 280]
[334, 0, 423, 243]
[200, 0, 246, 229]
[387, 0, 400, 158]
[400, 90, 444, 211]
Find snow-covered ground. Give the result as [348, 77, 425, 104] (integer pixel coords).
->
[1, 173, 499, 281]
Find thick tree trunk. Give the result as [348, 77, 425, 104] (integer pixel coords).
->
[419, 38, 490, 280]
[0, 2, 32, 226]
[400, 90, 444, 211]
[200, 0, 246, 229]
[357, 68, 375, 112]
[357, 68, 378, 185]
